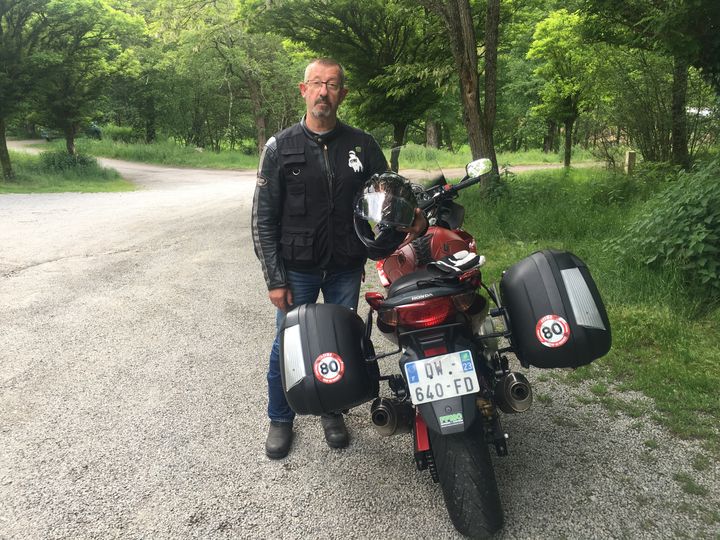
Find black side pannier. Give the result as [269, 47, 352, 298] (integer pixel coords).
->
[279, 303, 379, 415]
[500, 250, 611, 369]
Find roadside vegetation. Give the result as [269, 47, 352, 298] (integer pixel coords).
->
[461, 161, 720, 453]
[37, 137, 260, 170]
[31, 138, 597, 172]
[0, 150, 133, 194]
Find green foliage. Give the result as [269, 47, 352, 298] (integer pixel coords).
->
[0, 150, 132, 193]
[617, 159, 720, 297]
[256, 0, 442, 139]
[46, 138, 261, 170]
[590, 162, 678, 205]
[458, 166, 720, 448]
[102, 124, 140, 143]
[39, 150, 98, 172]
[28, 0, 145, 153]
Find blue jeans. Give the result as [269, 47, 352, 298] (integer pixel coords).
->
[267, 267, 363, 422]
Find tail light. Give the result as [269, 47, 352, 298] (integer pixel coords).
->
[397, 296, 455, 328]
[378, 293, 479, 330]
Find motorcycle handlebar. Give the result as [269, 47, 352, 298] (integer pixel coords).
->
[448, 171, 488, 194]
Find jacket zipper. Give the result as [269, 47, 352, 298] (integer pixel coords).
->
[323, 144, 334, 212]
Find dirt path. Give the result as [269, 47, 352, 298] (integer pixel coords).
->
[1, 141, 717, 539]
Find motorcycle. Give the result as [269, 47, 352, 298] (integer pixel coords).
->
[279, 156, 611, 538]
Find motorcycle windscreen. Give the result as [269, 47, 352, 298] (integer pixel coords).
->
[279, 303, 379, 415]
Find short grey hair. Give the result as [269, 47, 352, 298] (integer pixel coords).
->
[304, 58, 345, 88]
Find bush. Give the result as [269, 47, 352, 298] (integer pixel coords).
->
[39, 150, 98, 172]
[616, 159, 720, 296]
[590, 162, 679, 206]
[102, 124, 140, 143]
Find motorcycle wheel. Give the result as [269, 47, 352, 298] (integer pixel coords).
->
[428, 420, 503, 539]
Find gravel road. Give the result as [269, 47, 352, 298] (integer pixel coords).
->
[1, 143, 718, 539]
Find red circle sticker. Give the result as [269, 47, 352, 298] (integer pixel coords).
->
[313, 352, 345, 384]
[535, 315, 571, 348]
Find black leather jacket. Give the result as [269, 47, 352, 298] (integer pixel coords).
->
[251, 118, 388, 290]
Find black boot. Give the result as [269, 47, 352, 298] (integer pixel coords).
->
[265, 421, 293, 459]
[320, 413, 349, 449]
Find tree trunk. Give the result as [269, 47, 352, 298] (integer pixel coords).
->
[426, 120, 440, 148]
[145, 95, 156, 143]
[390, 121, 407, 172]
[64, 124, 76, 155]
[542, 120, 555, 153]
[426, 0, 484, 159]
[671, 54, 690, 169]
[443, 123, 454, 152]
[483, 0, 500, 176]
[563, 117, 575, 167]
[0, 117, 15, 181]
[423, 0, 499, 187]
[248, 79, 267, 154]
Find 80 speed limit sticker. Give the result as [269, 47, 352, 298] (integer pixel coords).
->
[313, 352, 345, 384]
[535, 315, 571, 348]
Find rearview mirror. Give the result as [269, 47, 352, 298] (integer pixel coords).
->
[466, 158, 492, 178]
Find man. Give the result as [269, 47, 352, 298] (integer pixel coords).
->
[251, 58, 425, 459]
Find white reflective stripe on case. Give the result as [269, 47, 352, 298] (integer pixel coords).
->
[561, 268, 606, 330]
[283, 324, 306, 389]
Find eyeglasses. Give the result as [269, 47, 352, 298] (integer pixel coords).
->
[304, 80, 342, 92]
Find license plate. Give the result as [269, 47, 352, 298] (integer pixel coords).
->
[403, 350, 480, 405]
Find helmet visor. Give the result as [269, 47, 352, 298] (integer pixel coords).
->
[355, 192, 416, 229]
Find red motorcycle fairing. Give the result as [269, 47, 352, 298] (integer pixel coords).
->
[379, 226, 477, 286]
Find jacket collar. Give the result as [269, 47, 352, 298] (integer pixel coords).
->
[300, 115, 345, 145]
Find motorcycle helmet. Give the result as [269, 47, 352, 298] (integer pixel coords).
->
[353, 172, 417, 254]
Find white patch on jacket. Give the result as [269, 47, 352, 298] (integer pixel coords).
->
[348, 150, 363, 172]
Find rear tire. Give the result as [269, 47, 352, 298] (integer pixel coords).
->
[428, 420, 503, 538]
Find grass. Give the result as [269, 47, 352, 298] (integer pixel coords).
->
[691, 454, 712, 472]
[38, 137, 259, 170]
[387, 142, 595, 170]
[673, 472, 709, 496]
[0, 151, 134, 194]
[35, 138, 597, 171]
[536, 393, 553, 405]
[459, 166, 720, 451]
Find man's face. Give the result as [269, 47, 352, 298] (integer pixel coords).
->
[300, 63, 348, 122]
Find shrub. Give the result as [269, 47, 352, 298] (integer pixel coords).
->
[39, 150, 98, 172]
[616, 159, 720, 296]
[102, 124, 140, 143]
[590, 163, 678, 206]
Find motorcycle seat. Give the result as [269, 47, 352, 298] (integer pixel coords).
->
[384, 268, 469, 308]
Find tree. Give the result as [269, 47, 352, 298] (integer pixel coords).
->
[209, 22, 306, 152]
[581, 0, 720, 168]
[148, 0, 305, 152]
[35, 0, 144, 155]
[0, 0, 49, 180]
[527, 10, 599, 167]
[419, 0, 500, 179]
[256, 0, 441, 171]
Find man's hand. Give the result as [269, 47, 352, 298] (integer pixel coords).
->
[399, 208, 429, 247]
[269, 287, 293, 312]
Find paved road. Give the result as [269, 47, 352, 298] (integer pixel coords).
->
[1, 143, 718, 539]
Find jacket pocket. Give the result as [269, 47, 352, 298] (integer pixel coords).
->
[286, 182, 306, 216]
[281, 148, 306, 176]
[280, 226, 315, 263]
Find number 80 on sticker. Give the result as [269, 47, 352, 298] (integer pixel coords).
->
[313, 352, 345, 384]
[535, 314, 570, 348]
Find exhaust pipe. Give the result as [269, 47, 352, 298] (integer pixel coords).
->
[494, 372, 533, 413]
[370, 397, 414, 437]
